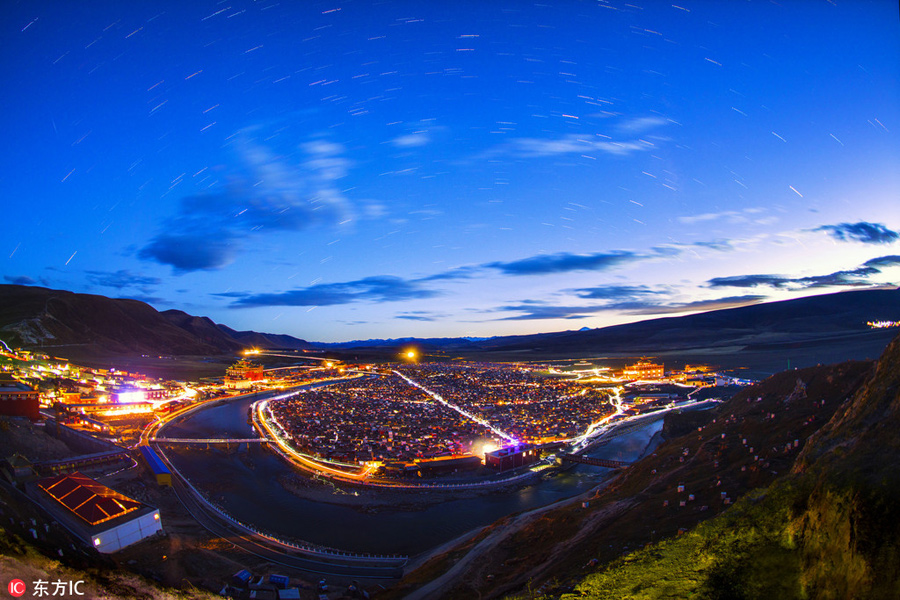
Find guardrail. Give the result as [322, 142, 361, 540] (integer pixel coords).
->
[153, 443, 407, 565]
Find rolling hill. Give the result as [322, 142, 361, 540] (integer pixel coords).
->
[0, 284, 310, 358]
[328, 288, 900, 375]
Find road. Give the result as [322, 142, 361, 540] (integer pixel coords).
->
[143, 379, 405, 578]
[159, 450, 405, 579]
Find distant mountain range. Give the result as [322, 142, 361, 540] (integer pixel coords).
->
[0, 284, 897, 367]
[470, 287, 900, 355]
[320, 288, 900, 375]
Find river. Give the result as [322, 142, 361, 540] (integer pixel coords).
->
[160, 389, 664, 556]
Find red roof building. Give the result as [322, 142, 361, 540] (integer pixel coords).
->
[38, 472, 142, 526]
[0, 374, 39, 420]
[33, 472, 163, 552]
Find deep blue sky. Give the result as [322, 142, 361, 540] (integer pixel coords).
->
[3, 1, 899, 342]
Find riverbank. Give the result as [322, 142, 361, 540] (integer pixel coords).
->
[162, 382, 673, 556]
[275, 468, 548, 513]
[389, 415, 668, 598]
[255, 393, 551, 494]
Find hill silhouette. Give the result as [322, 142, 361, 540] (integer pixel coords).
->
[0, 284, 310, 358]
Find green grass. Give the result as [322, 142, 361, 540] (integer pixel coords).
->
[547, 485, 807, 600]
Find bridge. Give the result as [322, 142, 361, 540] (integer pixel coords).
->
[152, 438, 269, 444]
[559, 454, 632, 469]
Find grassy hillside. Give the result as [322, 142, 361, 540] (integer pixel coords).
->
[550, 483, 807, 600]
[0, 529, 218, 600]
[503, 332, 900, 600]
[387, 358, 874, 599]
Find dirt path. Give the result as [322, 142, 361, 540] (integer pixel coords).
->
[402, 477, 616, 600]
[402, 421, 665, 599]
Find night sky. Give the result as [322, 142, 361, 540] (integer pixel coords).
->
[3, 1, 899, 342]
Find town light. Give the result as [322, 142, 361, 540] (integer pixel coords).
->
[116, 390, 146, 403]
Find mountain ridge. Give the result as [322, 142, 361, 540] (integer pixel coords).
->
[0, 284, 897, 369]
[0, 285, 311, 357]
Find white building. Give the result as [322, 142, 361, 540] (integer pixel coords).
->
[34, 471, 163, 553]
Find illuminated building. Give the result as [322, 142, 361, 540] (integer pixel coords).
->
[485, 443, 539, 472]
[143, 388, 170, 400]
[64, 402, 153, 415]
[59, 392, 82, 404]
[225, 359, 265, 389]
[621, 361, 665, 380]
[112, 387, 146, 403]
[0, 374, 39, 420]
[32, 472, 163, 553]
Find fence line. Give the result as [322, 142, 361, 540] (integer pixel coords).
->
[154, 444, 407, 565]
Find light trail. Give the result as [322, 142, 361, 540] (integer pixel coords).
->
[255, 398, 375, 480]
[392, 369, 517, 444]
[568, 385, 625, 448]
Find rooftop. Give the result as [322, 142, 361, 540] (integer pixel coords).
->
[37, 471, 142, 526]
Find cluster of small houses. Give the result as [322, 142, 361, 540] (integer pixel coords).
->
[225, 571, 369, 600]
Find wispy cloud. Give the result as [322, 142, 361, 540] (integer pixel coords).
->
[508, 135, 651, 158]
[220, 249, 649, 310]
[813, 221, 899, 245]
[616, 116, 669, 134]
[494, 301, 609, 321]
[417, 266, 478, 282]
[228, 276, 439, 308]
[707, 263, 887, 291]
[392, 132, 430, 148]
[622, 295, 767, 315]
[491, 293, 766, 321]
[85, 269, 160, 290]
[677, 207, 770, 225]
[863, 255, 900, 268]
[220, 245, 664, 310]
[395, 311, 443, 322]
[477, 115, 670, 161]
[3, 275, 37, 285]
[486, 251, 640, 276]
[651, 239, 736, 255]
[571, 284, 664, 301]
[390, 120, 441, 149]
[140, 138, 353, 273]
